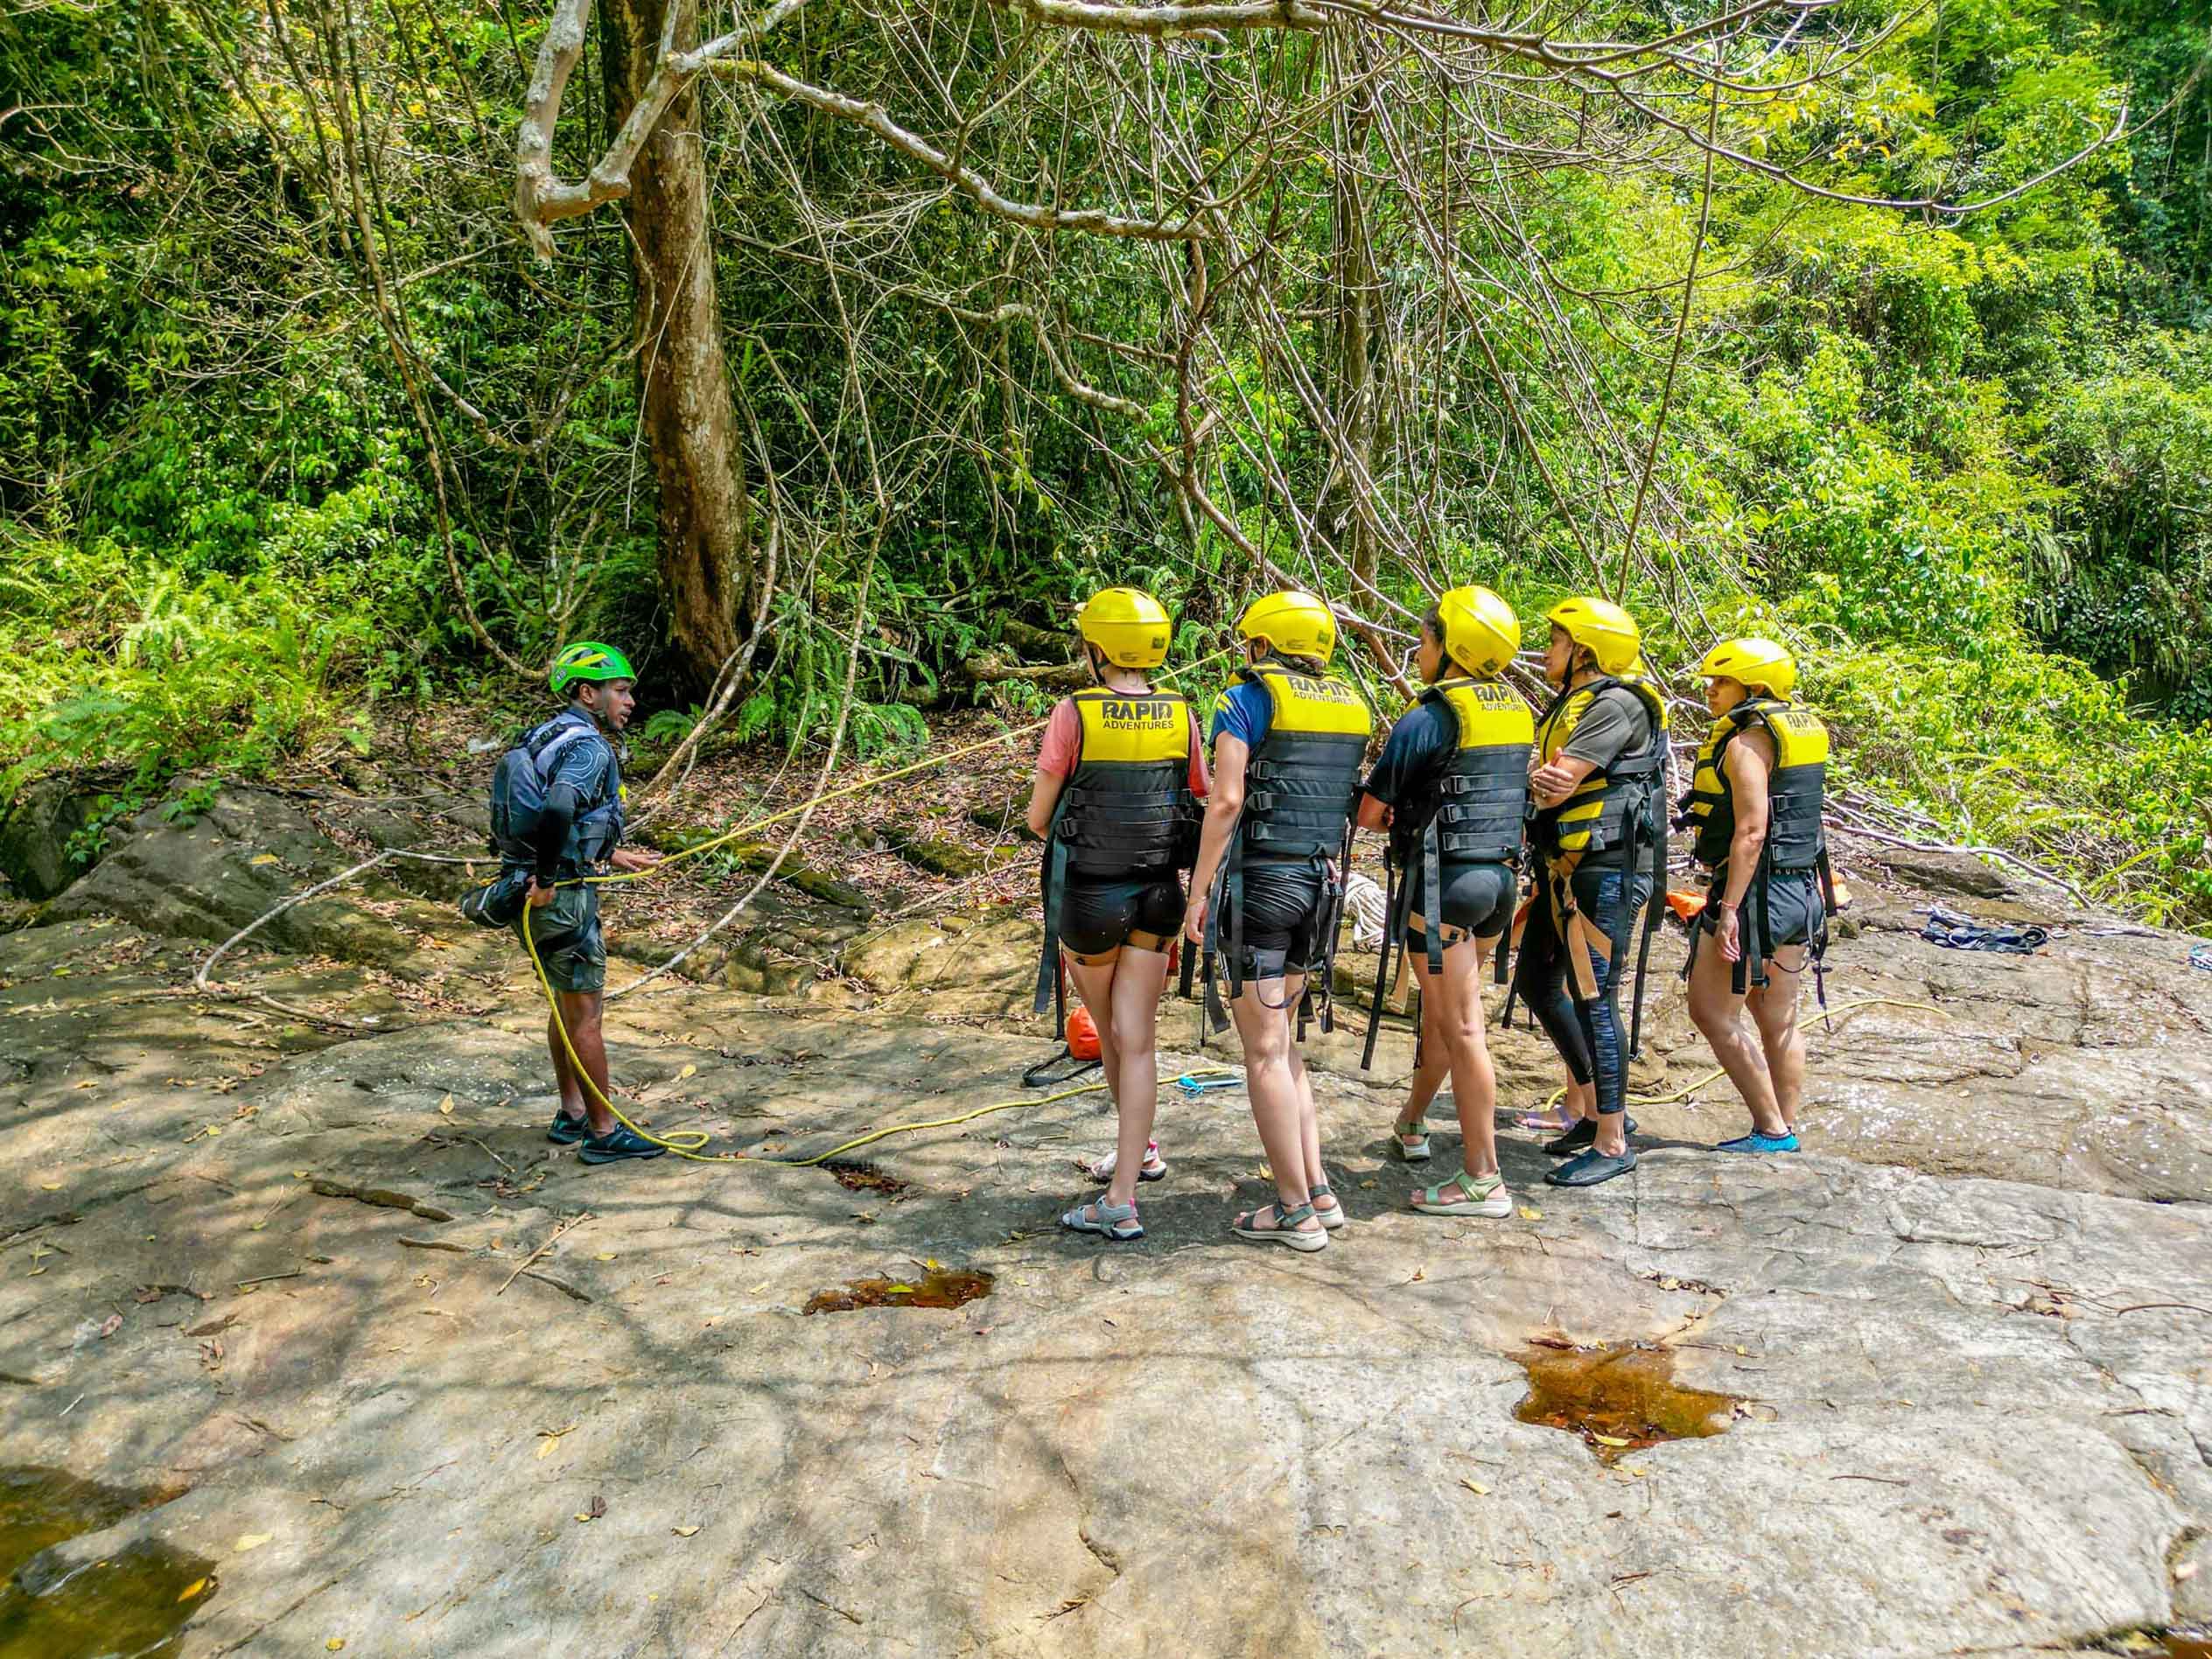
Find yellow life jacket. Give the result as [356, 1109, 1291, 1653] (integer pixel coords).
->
[1238, 661, 1373, 860]
[1055, 688, 1193, 876]
[1406, 676, 1532, 866]
[1682, 696, 1829, 872]
[1530, 675, 1669, 864]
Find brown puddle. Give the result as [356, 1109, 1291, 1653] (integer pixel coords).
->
[1512, 1342, 1740, 1463]
[804, 1270, 994, 1313]
[0, 1466, 214, 1659]
[822, 1160, 910, 1196]
[2167, 1632, 2212, 1659]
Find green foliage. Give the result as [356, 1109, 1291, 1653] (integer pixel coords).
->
[3, 0, 2208, 928]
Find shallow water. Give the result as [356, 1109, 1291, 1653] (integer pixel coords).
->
[0, 1466, 213, 1659]
[804, 1269, 994, 1313]
[1512, 1342, 1740, 1463]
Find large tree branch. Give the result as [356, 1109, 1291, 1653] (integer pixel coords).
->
[517, 0, 1208, 256]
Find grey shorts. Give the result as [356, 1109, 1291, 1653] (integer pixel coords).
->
[1700, 871, 1820, 955]
[514, 881, 606, 993]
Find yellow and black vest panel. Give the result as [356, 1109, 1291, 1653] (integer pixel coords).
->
[1410, 677, 1532, 865]
[1530, 676, 1669, 862]
[1057, 688, 1193, 877]
[1241, 662, 1373, 859]
[1683, 696, 1829, 872]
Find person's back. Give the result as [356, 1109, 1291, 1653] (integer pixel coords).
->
[1356, 586, 1527, 1218]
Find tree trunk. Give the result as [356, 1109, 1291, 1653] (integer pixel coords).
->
[599, 0, 750, 690]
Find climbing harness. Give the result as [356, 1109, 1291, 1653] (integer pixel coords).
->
[1032, 684, 1198, 1040]
[1676, 691, 1837, 1002]
[1362, 675, 1531, 1071]
[1199, 657, 1373, 1044]
[1520, 671, 1672, 1060]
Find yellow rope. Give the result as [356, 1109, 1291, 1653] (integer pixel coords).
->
[524, 902, 1230, 1167]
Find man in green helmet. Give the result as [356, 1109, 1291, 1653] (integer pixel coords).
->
[518, 643, 665, 1165]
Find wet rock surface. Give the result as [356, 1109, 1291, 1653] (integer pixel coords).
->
[0, 794, 2206, 1656]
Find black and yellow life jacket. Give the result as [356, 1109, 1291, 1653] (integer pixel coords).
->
[1054, 688, 1194, 876]
[1680, 696, 1830, 872]
[1196, 660, 1375, 1045]
[1405, 677, 1534, 865]
[1530, 675, 1670, 865]
[1498, 674, 1671, 1064]
[1032, 686, 1195, 1031]
[1361, 676, 1533, 1067]
[1237, 662, 1375, 860]
[1675, 696, 1838, 998]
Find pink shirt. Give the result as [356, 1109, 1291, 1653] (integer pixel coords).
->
[1036, 696, 1211, 796]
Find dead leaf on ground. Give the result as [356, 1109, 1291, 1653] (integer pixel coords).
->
[438, 1096, 454, 1116]
[672, 1525, 700, 1537]
[1460, 1478, 1488, 1495]
[1591, 1433, 1633, 1448]
[96, 1313, 122, 1340]
[234, 1532, 273, 1553]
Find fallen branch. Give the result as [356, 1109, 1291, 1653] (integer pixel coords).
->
[496, 1210, 592, 1296]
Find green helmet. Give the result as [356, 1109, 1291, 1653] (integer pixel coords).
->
[550, 641, 636, 696]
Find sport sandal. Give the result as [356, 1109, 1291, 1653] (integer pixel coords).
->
[1061, 1199, 1144, 1242]
[1390, 1117, 1432, 1162]
[1231, 1200, 1327, 1253]
[1309, 1181, 1348, 1229]
[1412, 1168, 1512, 1218]
[1085, 1141, 1168, 1183]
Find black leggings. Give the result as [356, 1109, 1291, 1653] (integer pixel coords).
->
[1512, 864, 1650, 1116]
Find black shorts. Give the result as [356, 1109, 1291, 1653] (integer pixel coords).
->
[1229, 858, 1328, 981]
[1699, 870, 1821, 953]
[1404, 860, 1516, 948]
[1060, 872, 1185, 960]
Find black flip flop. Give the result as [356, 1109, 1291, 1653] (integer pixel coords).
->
[1544, 1146, 1638, 1187]
[578, 1125, 668, 1166]
[1542, 1116, 1637, 1156]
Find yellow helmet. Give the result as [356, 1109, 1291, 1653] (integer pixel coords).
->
[1078, 587, 1172, 668]
[1544, 596, 1643, 678]
[1237, 590, 1337, 663]
[1696, 636, 1797, 698]
[1434, 585, 1521, 678]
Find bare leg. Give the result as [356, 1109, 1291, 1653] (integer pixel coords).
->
[1062, 953, 1141, 1215]
[556, 990, 616, 1138]
[1278, 975, 1328, 1196]
[1746, 948, 1808, 1133]
[1397, 939, 1450, 1145]
[1411, 936, 1502, 1180]
[547, 1012, 586, 1121]
[1564, 1078, 1597, 1123]
[1686, 936, 1787, 1137]
[1102, 947, 1171, 1208]
[1229, 978, 1323, 1236]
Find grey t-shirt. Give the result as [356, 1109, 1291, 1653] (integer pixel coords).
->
[1560, 685, 1653, 772]
[1554, 685, 1655, 868]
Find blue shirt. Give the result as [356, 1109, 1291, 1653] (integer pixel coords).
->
[1361, 699, 1454, 808]
[1208, 679, 1273, 751]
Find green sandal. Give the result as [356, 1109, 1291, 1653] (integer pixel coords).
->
[1391, 1117, 1432, 1163]
[1412, 1168, 1512, 1219]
